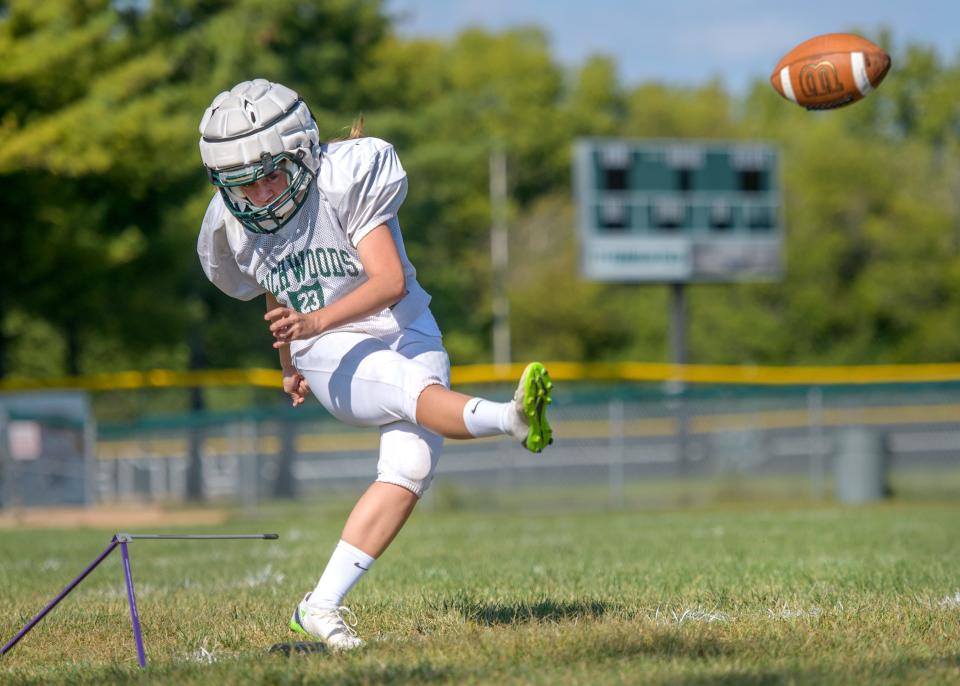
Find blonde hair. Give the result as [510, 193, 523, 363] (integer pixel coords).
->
[329, 114, 365, 142]
[348, 113, 365, 139]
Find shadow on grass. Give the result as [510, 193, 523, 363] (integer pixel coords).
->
[631, 631, 736, 660]
[652, 651, 960, 686]
[444, 597, 610, 626]
[0, 658, 458, 686]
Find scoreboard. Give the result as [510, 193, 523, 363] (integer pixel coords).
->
[573, 139, 783, 283]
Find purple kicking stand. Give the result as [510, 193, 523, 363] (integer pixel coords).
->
[1, 537, 120, 659]
[1, 532, 279, 667]
[117, 535, 146, 667]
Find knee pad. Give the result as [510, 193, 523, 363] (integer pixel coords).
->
[376, 422, 443, 497]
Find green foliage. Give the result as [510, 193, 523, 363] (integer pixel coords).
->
[0, 0, 390, 377]
[727, 47, 960, 364]
[508, 194, 637, 361]
[2, 11, 959, 380]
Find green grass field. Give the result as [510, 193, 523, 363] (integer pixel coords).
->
[1, 479, 959, 685]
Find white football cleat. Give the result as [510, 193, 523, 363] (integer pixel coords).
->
[289, 594, 364, 650]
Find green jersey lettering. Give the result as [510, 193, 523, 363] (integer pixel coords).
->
[287, 252, 307, 282]
[314, 248, 331, 277]
[304, 250, 319, 278]
[277, 262, 291, 290]
[340, 250, 360, 277]
[327, 248, 345, 277]
[288, 283, 324, 313]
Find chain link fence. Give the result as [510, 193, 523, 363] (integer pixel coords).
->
[75, 382, 960, 508]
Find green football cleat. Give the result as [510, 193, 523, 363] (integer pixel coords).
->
[513, 362, 554, 453]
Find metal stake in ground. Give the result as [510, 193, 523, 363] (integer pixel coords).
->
[1, 532, 279, 667]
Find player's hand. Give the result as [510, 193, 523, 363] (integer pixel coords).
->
[265, 307, 321, 348]
[282, 368, 310, 407]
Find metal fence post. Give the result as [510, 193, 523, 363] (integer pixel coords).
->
[186, 422, 205, 502]
[83, 401, 96, 507]
[608, 398, 625, 508]
[273, 418, 297, 499]
[239, 420, 258, 516]
[0, 408, 11, 510]
[665, 381, 690, 479]
[807, 387, 826, 500]
[119, 458, 134, 502]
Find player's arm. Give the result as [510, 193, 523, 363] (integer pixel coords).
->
[265, 224, 405, 344]
[311, 224, 406, 330]
[266, 291, 310, 407]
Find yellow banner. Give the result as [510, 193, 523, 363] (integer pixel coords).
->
[3, 361, 960, 392]
[450, 361, 960, 385]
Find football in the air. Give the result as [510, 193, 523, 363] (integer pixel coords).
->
[770, 33, 891, 110]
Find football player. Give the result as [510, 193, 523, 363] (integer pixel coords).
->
[197, 79, 553, 650]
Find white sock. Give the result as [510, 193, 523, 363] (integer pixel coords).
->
[308, 540, 376, 609]
[462, 397, 519, 438]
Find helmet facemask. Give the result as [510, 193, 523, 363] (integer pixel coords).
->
[209, 150, 314, 234]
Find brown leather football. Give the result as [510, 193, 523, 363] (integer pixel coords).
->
[771, 33, 891, 110]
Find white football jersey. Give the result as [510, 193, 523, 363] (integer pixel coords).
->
[197, 137, 432, 354]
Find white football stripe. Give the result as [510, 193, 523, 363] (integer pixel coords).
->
[779, 66, 797, 102]
[851, 51, 873, 96]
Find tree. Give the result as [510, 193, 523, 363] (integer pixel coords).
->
[0, 0, 392, 378]
[3, 9, 960, 381]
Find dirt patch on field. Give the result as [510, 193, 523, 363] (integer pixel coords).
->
[0, 504, 229, 530]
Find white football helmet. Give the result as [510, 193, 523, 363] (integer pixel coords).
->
[199, 79, 320, 234]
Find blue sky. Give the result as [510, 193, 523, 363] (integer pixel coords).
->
[386, 1, 958, 93]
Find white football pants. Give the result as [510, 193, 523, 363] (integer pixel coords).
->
[292, 311, 450, 497]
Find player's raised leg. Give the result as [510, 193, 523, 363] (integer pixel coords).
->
[416, 362, 553, 453]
